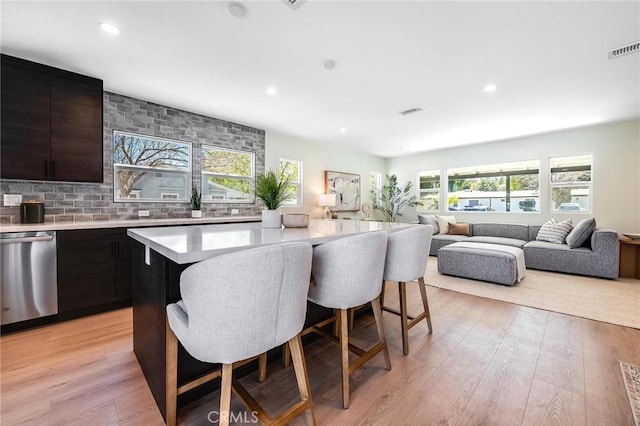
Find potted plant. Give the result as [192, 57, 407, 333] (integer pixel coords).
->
[371, 174, 420, 222]
[255, 169, 293, 228]
[190, 185, 202, 218]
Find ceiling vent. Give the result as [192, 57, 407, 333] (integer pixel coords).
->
[608, 41, 640, 59]
[282, 0, 306, 10]
[399, 105, 425, 116]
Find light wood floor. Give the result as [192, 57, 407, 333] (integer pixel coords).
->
[2, 283, 639, 425]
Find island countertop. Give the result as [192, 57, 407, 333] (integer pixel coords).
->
[127, 219, 414, 264]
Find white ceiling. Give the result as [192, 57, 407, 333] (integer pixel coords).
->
[2, 1, 639, 157]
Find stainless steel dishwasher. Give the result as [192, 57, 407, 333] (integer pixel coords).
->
[1, 231, 58, 325]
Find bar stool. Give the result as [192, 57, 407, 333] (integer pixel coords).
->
[306, 231, 391, 409]
[382, 225, 434, 355]
[165, 242, 316, 426]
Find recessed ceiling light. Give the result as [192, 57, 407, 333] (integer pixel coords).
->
[227, 2, 247, 18]
[340, 127, 347, 133]
[483, 84, 498, 93]
[266, 86, 278, 96]
[323, 60, 337, 70]
[100, 22, 121, 35]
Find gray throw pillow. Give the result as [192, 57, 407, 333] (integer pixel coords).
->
[417, 214, 439, 234]
[565, 217, 596, 248]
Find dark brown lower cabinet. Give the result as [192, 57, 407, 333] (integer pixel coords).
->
[57, 228, 132, 317]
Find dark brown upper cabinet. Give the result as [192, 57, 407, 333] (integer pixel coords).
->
[1, 54, 103, 182]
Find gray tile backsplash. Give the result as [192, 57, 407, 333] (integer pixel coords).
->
[0, 92, 265, 224]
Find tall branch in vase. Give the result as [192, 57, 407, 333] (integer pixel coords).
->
[371, 174, 419, 222]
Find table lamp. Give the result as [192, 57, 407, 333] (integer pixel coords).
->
[318, 193, 336, 220]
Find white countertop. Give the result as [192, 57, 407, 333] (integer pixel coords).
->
[127, 219, 415, 264]
[0, 215, 261, 233]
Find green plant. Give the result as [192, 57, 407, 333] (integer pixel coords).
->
[190, 185, 202, 210]
[371, 174, 419, 222]
[255, 169, 294, 210]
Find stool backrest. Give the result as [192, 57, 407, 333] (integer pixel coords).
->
[309, 231, 388, 309]
[174, 242, 312, 363]
[384, 225, 433, 282]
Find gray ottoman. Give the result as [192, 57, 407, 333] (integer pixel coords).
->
[437, 242, 526, 286]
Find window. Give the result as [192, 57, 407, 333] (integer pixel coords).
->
[113, 131, 191, 202]
[550, 154, 592, 213]
[370, 172, 382, 204]
[418, 170, 440, 211]
[280, 158, 302, 206]
[201, 146, 254, 203]
[447, 160, 540, 212]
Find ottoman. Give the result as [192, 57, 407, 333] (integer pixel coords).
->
[437, 242, 526, 286]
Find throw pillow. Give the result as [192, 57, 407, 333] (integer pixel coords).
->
[417, 214, 440, 234]
[565, 217, 596, 248]
[435, 215, 456, 234]
[536, 217, 573, 244]
[448, 222, 470, 236]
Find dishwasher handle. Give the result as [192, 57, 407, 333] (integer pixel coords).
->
[0, 235, 55, 244]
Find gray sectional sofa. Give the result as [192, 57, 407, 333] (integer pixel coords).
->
[420, 218, 619, 279]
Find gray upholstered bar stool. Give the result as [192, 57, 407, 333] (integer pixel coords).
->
[382, 225, 434, 355]
[306, 231, 391, 409]
[165, 242, 316, 426]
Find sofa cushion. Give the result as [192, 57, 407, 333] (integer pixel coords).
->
[536, 218, 573, 244]
[448, 222, 470, 236]
[566, 217, 596, 248]
[436, 215, 456, 234]
[418, 214, 439, 234]
[467, 236, 528, 248]
[470, 222, 530, 241]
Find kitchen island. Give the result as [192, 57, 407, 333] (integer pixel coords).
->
[127, 219, 414, 420]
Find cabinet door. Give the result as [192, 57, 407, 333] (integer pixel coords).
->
[50, 76, 103, 183]
[57, 229, 117, 313]
[112, 231, 133, 300]
[0, 62, 51, 180]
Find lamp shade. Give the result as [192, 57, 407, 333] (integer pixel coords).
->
[318, 193, 336, 207]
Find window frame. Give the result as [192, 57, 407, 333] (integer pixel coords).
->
[446, 160, 540, 213]
[112, 130, 192, 203]
[201, 145, 255, 204]
[417, 169, 441, 212]
[549, 154, 593, 214]
[280, 158, 303, 207]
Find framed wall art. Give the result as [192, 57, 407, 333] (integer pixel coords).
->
[325, 170, 361, 211]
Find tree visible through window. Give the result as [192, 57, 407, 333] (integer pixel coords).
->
[447, 160, 540, 212]
[113, 131, 190, 202]
[201, 146, 254, 202]
[280, 158, 302, 206]
[550, 154, 592, 212]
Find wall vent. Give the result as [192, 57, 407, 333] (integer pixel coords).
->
[282, 0, 306, 10]
[608, 41, 640, 59]
[399, 105, 425, 116]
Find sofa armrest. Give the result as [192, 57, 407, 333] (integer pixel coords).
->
[590, 228, 619, 254]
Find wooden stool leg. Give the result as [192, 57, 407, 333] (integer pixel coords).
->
[166, 319, 178, 426]
[398, 281, 410, 355]
[289, 334, 317, 425]
[258, 353, 267, 382]
[380, 280, 386, 308]
[418, 277, 433, 333]
[339, 308, 350, 409]
[371, 297, 391, 370]
[283, 342, 291, 368]
[348, 307, 355, 331]
[219, 364, 233, 426]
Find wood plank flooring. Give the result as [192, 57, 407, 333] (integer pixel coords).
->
[2, 282, 639, 425]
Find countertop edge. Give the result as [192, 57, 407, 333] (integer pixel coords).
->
[0, 216, 261, 233]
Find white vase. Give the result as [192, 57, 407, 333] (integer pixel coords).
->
[191, 210, 202, 218]
[261, 209, 282, 228]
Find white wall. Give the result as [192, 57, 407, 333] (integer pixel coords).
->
[265, 131, 386, 219]
[387, 119, 640, 233]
